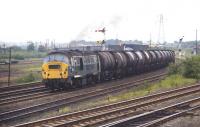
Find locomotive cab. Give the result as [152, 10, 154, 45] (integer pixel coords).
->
[42, 54, 69, 89]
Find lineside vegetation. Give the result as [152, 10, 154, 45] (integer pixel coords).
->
[15, 72, 41, 83]
[57, 74, 196, 115]
[169, 55, 200, 79]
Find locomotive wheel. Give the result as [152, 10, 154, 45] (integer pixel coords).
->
[87, 76, 94, 85]
[45, 83, 49, 88]
[72, 78, 82, 88]
[93, 75, 99, 84]
[78, 78, 83, 88]
[69, 79, 76, 89]
[50, 83, 55, 92]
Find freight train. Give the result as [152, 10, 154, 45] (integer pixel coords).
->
[42, 50, 175, 91]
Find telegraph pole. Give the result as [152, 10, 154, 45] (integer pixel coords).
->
[149, 33, 152, 49]
[157, 14, 165, 45]
[3, 43, 6, 54]
[8, 47, 11, 86]
[196, 29, 198, 55]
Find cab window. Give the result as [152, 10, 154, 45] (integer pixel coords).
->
[43, 54, 69, 63]
[48, 65, 60, 69]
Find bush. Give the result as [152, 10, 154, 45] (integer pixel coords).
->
[0, 50, 47, 60]
[108, 74, 196, 102]
[13, 54, 25, 60]
[182, 56, 200, 79]
[16, 73, 36, 83]
[168, 63, 182, 75]
[169, 55, 200, 79]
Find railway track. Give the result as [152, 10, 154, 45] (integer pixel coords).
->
[0, 85, 47, 99]
[0, 81, 49, 107]
[13, 83, 200, 127]
[0, 81, 42, 92]
[0, 82, 44, 99]
[0, 70, 166, 107]
[101, 97, 200, 127]
[0, 73, 166, 125]
[0, 90, 51, 106]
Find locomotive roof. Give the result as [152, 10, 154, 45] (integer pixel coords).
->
[48, 50, 97, 57]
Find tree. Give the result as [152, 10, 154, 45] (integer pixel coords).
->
[27, 42, 35, 51]
[182, 56, 200, 79]
[169, 55, 200, 79]
[38, 45, 47, 52]
[11, 45, 22, 51]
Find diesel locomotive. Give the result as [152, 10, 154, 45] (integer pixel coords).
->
[42, 50, 175, 91]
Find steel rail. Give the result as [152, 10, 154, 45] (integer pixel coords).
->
[13, 83, 200, 127]
[52, 84, 200, 127]
[0, 90, 51, 106]
[0, 73, 166, 124]
[101, 97, 200, 127]
[0, 86, 47, 99]
[0, 81, 42, 92]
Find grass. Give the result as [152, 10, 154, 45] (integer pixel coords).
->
[0, 51, 44, 85]
[15, 72, 42, 84]
[42, 74, 197, 118]
[0, 50, 46, 60]
[171, 55, 200, 79]
[23, 66, 41, 72]
[0, 58, 42, 86]
[71, 74, 197, 113]
[7, 63, 41, 72]
[58, 107, 70, 113]
[108, 74, 196, 102]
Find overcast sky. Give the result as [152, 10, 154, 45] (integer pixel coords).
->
[0, 0, 200, 44]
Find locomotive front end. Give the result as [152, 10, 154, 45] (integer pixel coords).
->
[42, 53, 69, 90]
